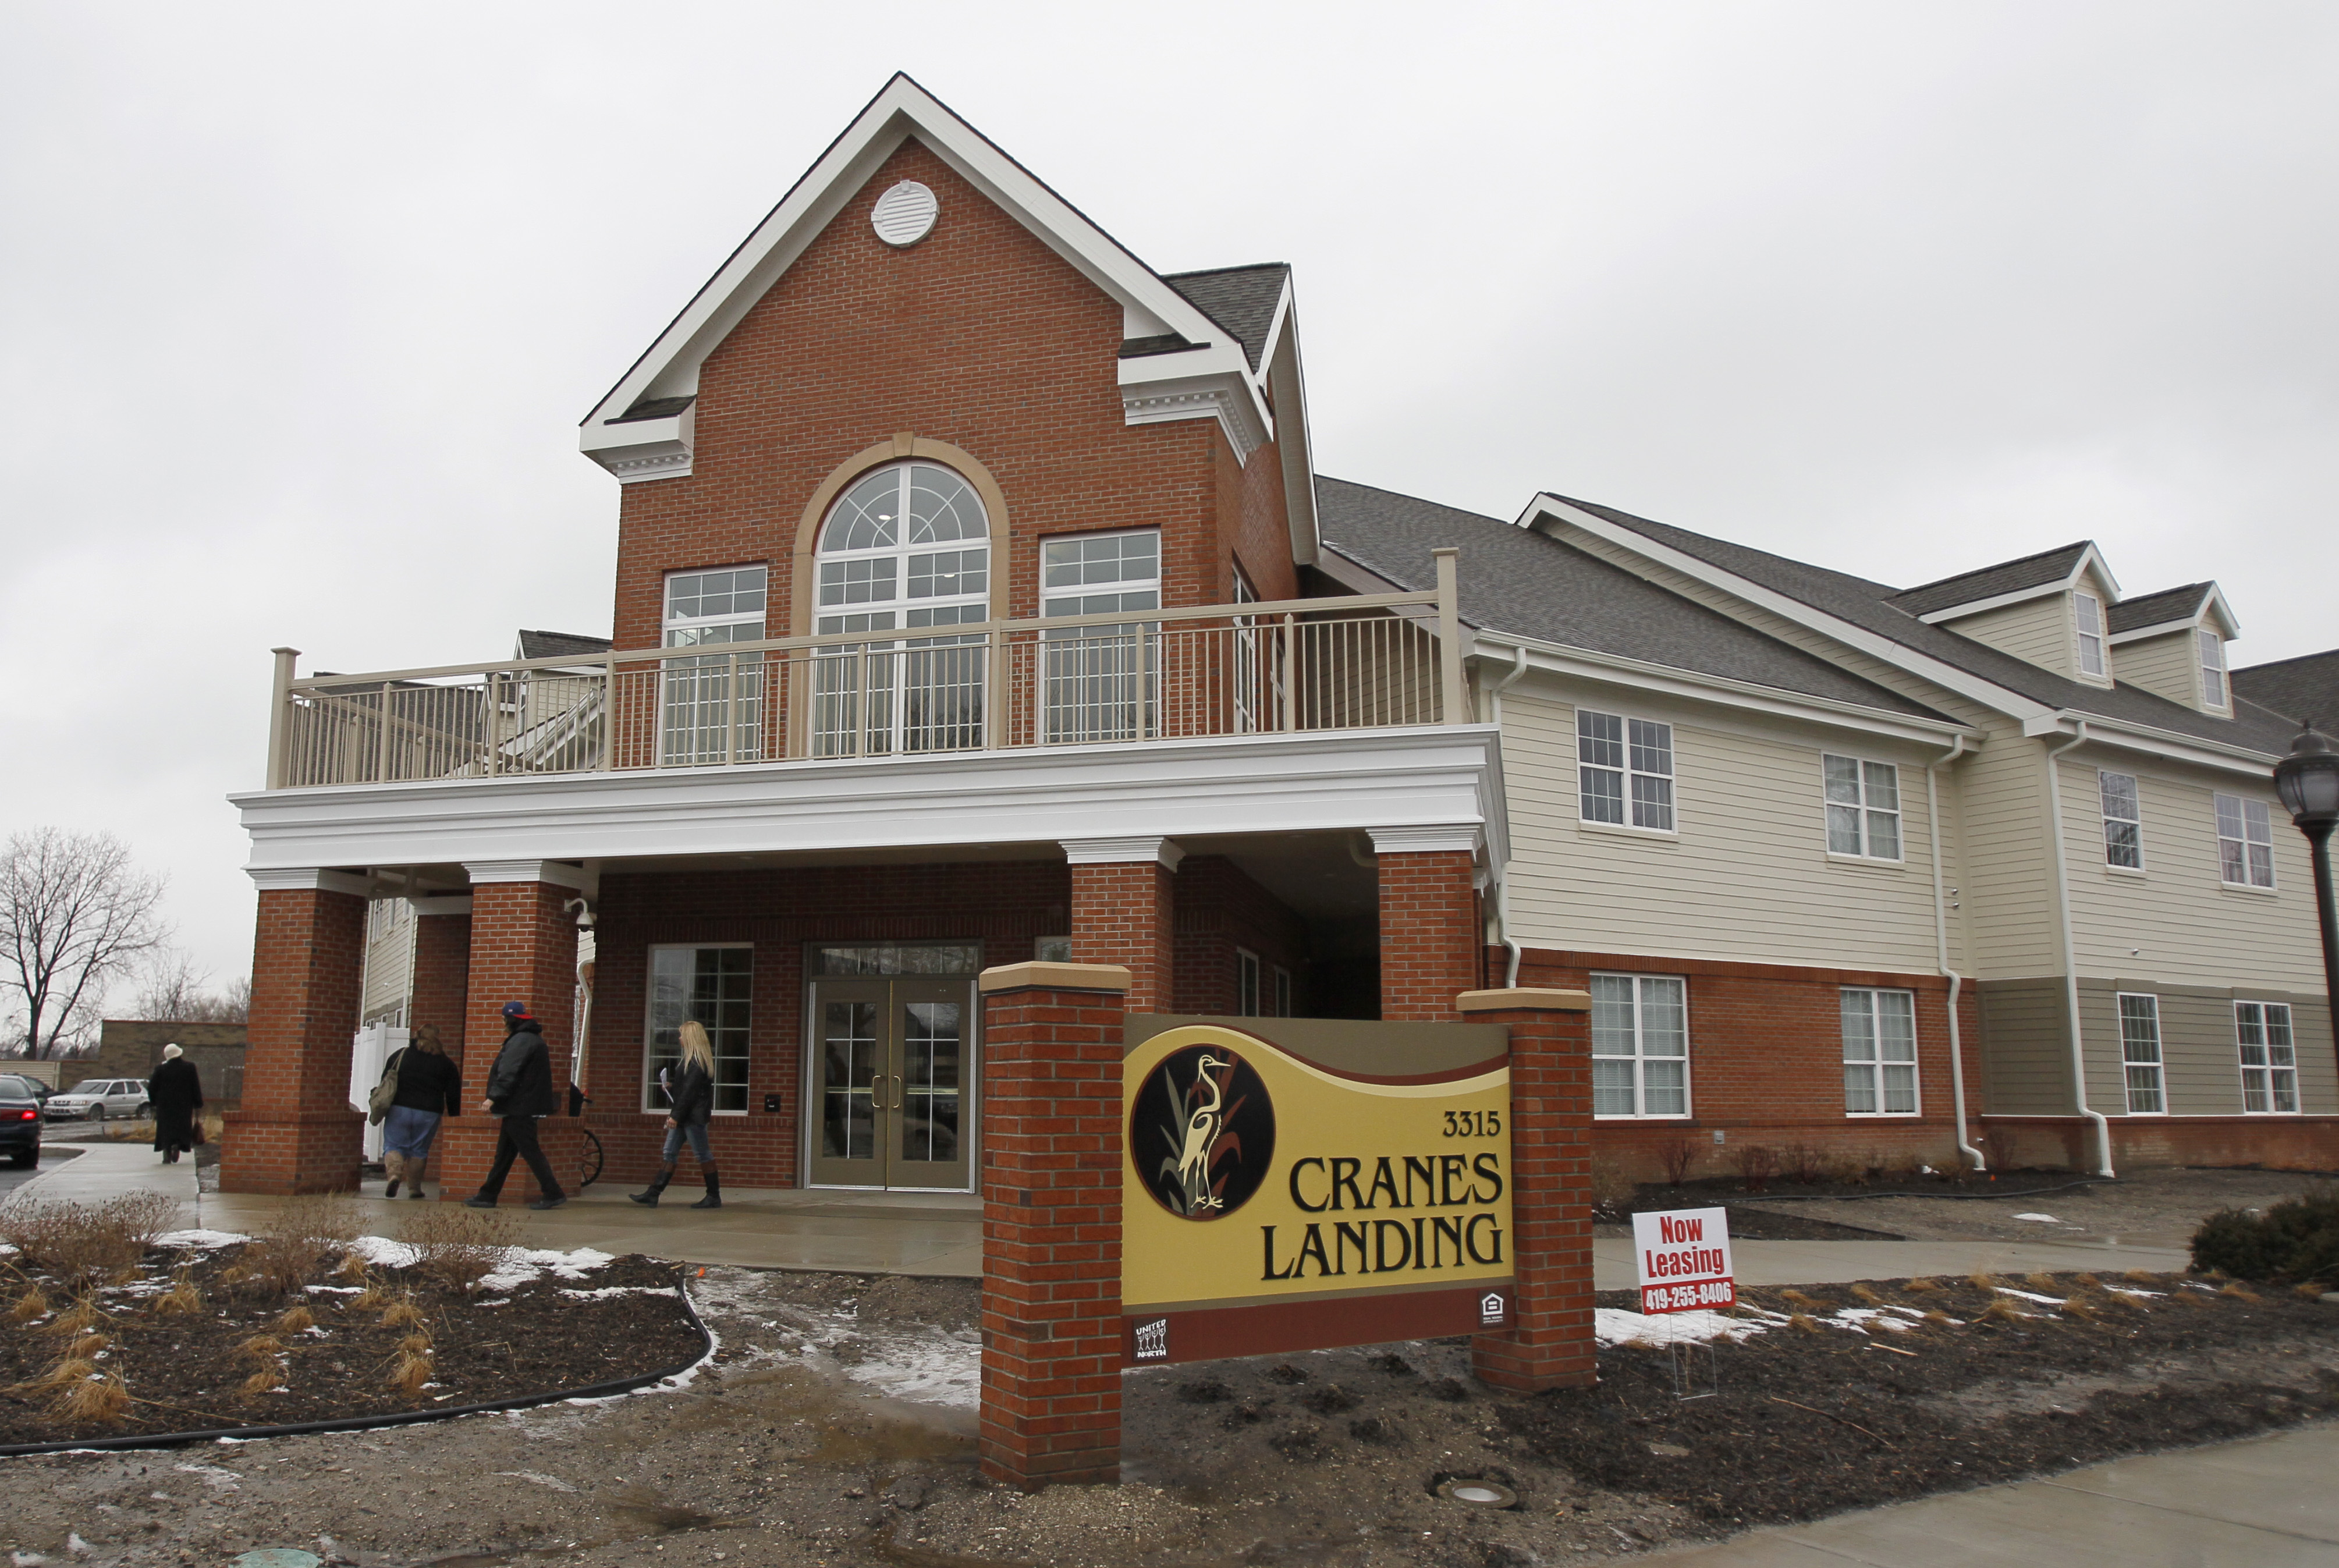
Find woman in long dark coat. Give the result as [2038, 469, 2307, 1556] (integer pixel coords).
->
[147, 1044, 203, 1164]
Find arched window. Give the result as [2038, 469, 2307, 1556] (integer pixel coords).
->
[811, 463, 991, 754]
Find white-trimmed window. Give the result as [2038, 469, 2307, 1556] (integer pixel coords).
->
[662, 565, 769, 764]
[2074, 592, 2106, 677]
[1579, 711, 1675, 831]
[1841, 988, 1919, 1115]
[1823, 755, 1903, 860]
[2237, 1002, 2298, 1114]
[1042, 529, 1161, 743]
[1273, 965, 1292, 1019]
[1591, 974, 1689, 1117]
[2099, 771, 2143, 869]
[2214, 793, 2276, 889]
[1237, 949, 1261, 1017]
[644, 945, 752, 1115]
[2198, 630, 2228, 709]
[2117, 993, 2164, 1114]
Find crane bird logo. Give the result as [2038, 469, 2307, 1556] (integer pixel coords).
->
[1135, 1042, 1275, 1220]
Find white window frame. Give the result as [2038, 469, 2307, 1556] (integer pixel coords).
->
[1236, 948, 1261, 1017]
[1578, 709, 1676, 833]
[1841, 987, 1921, 1116]
[2236, 1001, 2299, 1115]
[2074, 591, 2106, 678]
[1822, 755, 1904, 861]
[2117, 992, 2164, 1115]
[2198, 629, 2228, 710]
[661, 565, 771, 765]
[1591, 973, 1691, 1119]
[2099, 770, 2143, 870]
[1272, 965, 1293, 1019]
[1041, 528, 1162, 744]
[2214, 793, 2277, 890]
[642, 942, 754, 1116]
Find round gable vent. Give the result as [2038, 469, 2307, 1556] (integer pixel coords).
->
[871, 181, 939, 247]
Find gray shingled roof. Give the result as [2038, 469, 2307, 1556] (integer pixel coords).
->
[1162, 264, 1287, 372]
[1315, 478, 1953, 722]
[516, 629, 615, 660]
[2106, 583, 2212, 634]
[2232, 649, 2339, 729]
[1546, 492, 2295, 755]
[1886, 542, 2091, 616]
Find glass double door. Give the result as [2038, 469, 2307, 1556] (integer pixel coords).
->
[808, 978, 972, 1190]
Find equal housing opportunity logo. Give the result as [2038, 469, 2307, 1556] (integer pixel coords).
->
[1132, 1044, 1275, 1220]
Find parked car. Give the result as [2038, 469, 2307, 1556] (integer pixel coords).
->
[0, 1076, 44, 1168]
[43, 1079, 150, 1123]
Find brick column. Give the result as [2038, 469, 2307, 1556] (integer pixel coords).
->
[221, 871, 369, 1195]
[434, 862, 588, 1203]
[1063, 838, 1179, 1014]
[1459, 987, 1596, 1392]
[406, 897, 473, 1061]
[1373, 827, 1483, 1021]
[977, 960, 1131, 1489]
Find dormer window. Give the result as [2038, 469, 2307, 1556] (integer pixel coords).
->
[2198, 629, 2227, 709]
[2074, 593, 2106, 677]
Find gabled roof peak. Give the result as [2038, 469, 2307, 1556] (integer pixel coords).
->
[1886, 541, 2110, 619]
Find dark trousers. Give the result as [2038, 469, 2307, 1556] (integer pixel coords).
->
[479, 1115, 562, 1201]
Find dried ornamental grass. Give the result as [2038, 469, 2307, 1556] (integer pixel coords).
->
[2220, 1282, 2264, 1303]
[15, 1356, 97, 1395]
[1922, 1310, 1954, 1327]
[2024, 1272, 2062, 1293]
[1967, 1272, 2000, 1292]
[62, 1332, 107, 1361]
[44, 1294, 105, 1338]
[240, 1367, 286, 1397]
[389, 1332, 434, 1398]
[1786, 1312, 1822, 1334]
[274, 1305, 315, 1335]
[381, 1294, 425, 1329]
[2296, 1282, 2330, 1300]
[9, 1284, 48, 1322]
[54, 1369, 129, 1425]
[2125, 1269, 2160, 1284]
[1901, 1278, 1940, 1294]
[1976, 1297, 2022, 1325]
[247, 1195, 362, 1296]
[1848, 1283, 1882, 1304]
[152, 1271, 203, 1317]
[235, 1333, 285, 1362]
[400, 1204, 519, 1294]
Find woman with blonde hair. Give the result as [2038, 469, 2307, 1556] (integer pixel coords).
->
[380, 1024, 461, 1198]
[630, 1019, 719, 1209]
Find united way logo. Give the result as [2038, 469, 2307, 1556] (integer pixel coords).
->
[1132, 1044, 1275, 1221]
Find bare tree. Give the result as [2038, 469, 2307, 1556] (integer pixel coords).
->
[0, 829, 169, 1058]
[130, 949, 247, 1023]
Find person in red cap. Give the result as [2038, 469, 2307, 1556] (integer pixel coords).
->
[465, 1001, 566, 1211]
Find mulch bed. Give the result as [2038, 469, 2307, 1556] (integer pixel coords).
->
[0, 1242, 704, 1448]
[1502, 1271, 2339, 1527]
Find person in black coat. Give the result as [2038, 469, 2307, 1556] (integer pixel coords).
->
[464, 1002, 566, 1210]
[630, 1019, 720, 1209]
[147, 1044, 203, 1163]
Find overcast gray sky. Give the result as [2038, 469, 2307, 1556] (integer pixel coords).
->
[3, 2, 2333, 1006]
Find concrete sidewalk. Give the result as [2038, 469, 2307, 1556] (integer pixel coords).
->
[1643, 1421, 2339, 1566]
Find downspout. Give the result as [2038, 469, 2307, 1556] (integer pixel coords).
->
[1926, 735, 1985, 1171]
[1487, 644, 1534, 987]
[2040, 720, 2116, 1176]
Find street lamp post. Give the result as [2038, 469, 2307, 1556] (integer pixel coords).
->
[2273, 726, 2339, 1067]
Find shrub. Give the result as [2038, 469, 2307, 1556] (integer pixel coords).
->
[1781, 1143, 1826, 1186]
[2189, 1186, 2339, 1283]
[400, 1202, 518, 1294]
[244, 1194, 361, 1295]
[0, 1194, 178, 1288]
[1589, 1156, 1633, 1213]
[1735, 1144, 1780, 1194]
[1656, 1138, 1695, 1188]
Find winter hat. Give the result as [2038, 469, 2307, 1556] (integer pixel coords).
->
[161, 1044, 183, 1060]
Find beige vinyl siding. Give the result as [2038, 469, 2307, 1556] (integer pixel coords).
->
[1933, 596, 2078, 679]
[2078, 981, 2335, 1116]
[1975, 977, 2075, 1115]
[2114, 629, 2209, 713]
[1500, 683, 1948, 972]
[1951, 720, 2062, 979]
[2053, 754, 2323, 991]
[359, 902, 416, 1024]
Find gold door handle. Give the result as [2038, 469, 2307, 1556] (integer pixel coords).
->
[891, 1074, 905, 1111]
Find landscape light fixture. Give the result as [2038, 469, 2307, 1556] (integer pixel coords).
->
[2271, 725, 2339, 1066]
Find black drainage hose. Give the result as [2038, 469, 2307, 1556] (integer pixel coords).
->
[0, 1281, 714, 1459]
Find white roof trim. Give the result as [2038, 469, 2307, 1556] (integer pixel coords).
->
[1518, 496, 2058, 723]
[1910, 542, 2121, 624]
[2018, 709, 2279, 775]
[580, 74, 1269, 445]
[2105, 585, 2239, 646]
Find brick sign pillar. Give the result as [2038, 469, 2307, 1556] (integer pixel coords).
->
[434, 862, 588, 1202]
[1062, 838, 1179, 1013]
[1457, 987, 1597, 1391]
[222, 871, 369, 1194]
[976, 960, 1131, 1489]
[1372, 827, 1483, 1022]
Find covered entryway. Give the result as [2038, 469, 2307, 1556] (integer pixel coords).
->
[805, 943, 980, 1190]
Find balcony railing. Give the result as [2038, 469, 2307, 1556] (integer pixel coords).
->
[263, 559, 1467, 790]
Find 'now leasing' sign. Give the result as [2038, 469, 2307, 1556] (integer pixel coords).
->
[1631, 1207, 1734, 1314]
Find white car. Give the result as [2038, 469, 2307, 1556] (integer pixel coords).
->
[43, 1079, 151, 1123]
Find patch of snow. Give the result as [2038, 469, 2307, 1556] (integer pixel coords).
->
[174, 1463, 240, 1490]
[479, 1246, 615, 1293]
[1593, 1307, 1768, 1346]
[832, 1326, 982, 1407]
[158, 1229, 249, 1249]
[345, 1236, 419, 1270]
[2108, 1286, 2164, 1299]
[558, 1285, 676, 1301]
[475, 1299, 512, 1308]
[1832, 1308, 1916, 1334]
[1994, 1287, 2065, 1305]
[304, 1285, 362, 1295]
[2011, 1213, 2061, 1223]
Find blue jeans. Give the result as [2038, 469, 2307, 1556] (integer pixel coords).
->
[662, 1120, 713, 1165]
[382, 1105, 442, 1160]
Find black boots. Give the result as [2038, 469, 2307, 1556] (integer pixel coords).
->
[630, 1165, 676, 1207]
[690, 1166, 722, 1209]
